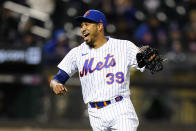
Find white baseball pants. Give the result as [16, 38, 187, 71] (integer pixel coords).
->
[88, 97, 139, 131]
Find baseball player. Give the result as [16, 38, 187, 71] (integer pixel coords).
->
[50, 9, 163, 131]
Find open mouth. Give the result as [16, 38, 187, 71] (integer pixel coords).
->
[83, 33, 90, 40]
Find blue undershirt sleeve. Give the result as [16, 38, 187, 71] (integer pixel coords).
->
[52, 69, 70, 85]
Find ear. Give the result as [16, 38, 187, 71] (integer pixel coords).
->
[97, 23, 104, 31]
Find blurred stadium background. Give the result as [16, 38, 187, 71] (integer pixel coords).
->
[0, 0, 196, 131]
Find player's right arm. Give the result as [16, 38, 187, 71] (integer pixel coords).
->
[50, 69, 70, 95]
[51, 47, 78, 95]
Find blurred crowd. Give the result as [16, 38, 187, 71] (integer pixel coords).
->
[0, 0, 196, 65]
[0, 7, 43, 47]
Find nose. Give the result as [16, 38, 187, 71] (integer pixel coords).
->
[81, 26, 85, 33]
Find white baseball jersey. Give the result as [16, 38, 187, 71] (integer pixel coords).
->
[58, 37, 144, 104]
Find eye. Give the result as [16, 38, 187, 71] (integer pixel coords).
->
[81, 23, 89, 28]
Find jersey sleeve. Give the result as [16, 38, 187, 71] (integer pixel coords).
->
[57, 47, 78, 77]
[127, 41, 145, 72]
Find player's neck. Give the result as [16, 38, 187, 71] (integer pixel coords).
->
[93, 35, 107, 49]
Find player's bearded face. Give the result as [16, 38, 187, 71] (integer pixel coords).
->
[81, 22, 99, 48]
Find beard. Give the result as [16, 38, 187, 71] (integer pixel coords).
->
[86, 39, 95, 48]
[84, 33, 97, 48]
[86, 42, 94, 48]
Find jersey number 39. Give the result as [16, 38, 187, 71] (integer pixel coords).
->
[106, 72, 124, 84]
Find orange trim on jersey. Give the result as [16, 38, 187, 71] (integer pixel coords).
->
[91, 54, 116, 72]
[104, 54, 113, 69]
[80, 54, 117, 77]
[109, 58, 116, 67]
[109, 54, 114, 57]
[94, 61, 104, 71]
[115, 71, 124, 84]
[106, 73, 114, 85]
[79, 58, 90, 77]
[89, 57, 95, 74]
[104, 101, 107, 106]
[108, 54, 116, 67]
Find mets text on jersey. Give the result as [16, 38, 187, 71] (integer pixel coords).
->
[80, 54, 116, 77]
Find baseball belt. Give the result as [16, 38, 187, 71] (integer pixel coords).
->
[89, 96, 123, 109]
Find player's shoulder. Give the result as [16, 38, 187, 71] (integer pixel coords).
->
[77, 42, 89, 52]
[110, 37, 136, 47]
[68, 42, 89, 56]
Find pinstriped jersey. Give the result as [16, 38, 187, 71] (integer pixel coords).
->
[58, 37, 144, 104]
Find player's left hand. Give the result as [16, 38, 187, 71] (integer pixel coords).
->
[136, 45, 164, 74]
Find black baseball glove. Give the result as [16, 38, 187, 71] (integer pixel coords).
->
[136, 46, 164, 74]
